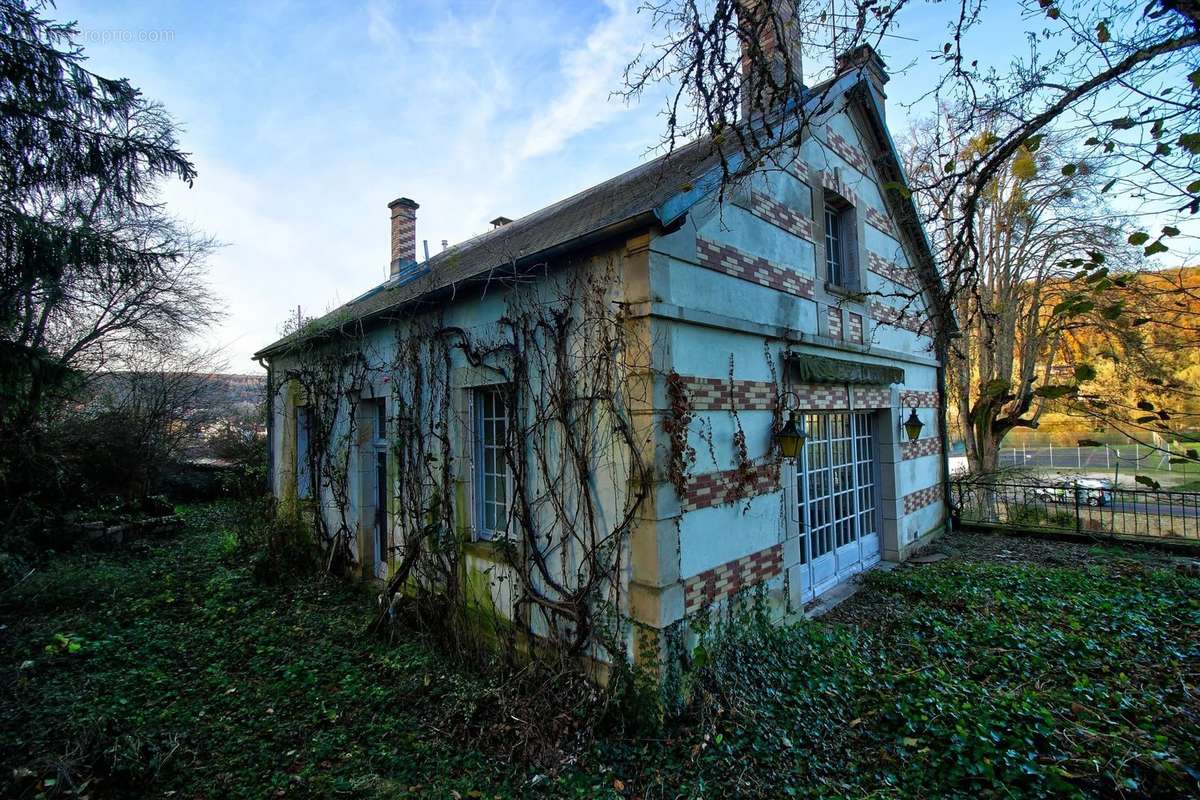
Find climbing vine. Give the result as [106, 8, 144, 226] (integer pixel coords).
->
[353, 262, 654, 664]
[664, 371, 696, 499]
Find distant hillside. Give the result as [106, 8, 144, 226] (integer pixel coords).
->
[88, 372, 266, 413]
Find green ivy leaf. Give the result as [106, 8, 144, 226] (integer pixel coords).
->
[1179, 132, 1200, 154]
[1127, 231, 1150, 245]
[1133, 475, 1161, 490]
[1144, 241, 1169, 256]
[1162, 225, 1180, 236]
[1100, 303, 1124, 320]
[1061, 163, 1077, 176]
[1096, 20, 1110, 43]
[1137, 400, 1155, 411]
[1073, 364, 1097, 381]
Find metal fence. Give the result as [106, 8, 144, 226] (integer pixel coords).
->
[998, 443, 1200, 476]
[951, 477, 1200, 544]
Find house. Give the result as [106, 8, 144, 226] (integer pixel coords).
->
[254, 15, 952, 670]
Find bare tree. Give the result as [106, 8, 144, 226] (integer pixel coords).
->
[623, 0, 1200, 323]
[904, 120, 1132, 472]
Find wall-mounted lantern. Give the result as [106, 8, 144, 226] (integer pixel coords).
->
[903, 405, 924, 442]
[775, 391, 806, 460]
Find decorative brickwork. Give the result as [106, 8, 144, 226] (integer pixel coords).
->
[748, 191, 814, 241]
[851, 386, 890, 409]
[827, 130, 870, 174]
[684, 544, 784, 614]
[847, 311, 864, 344]
[821, 170, 858, 204]
[867, 251, 918, 290]
[682, 461, 780, 512]
[901, 437, 941, 460]
[864, 205, 896, 236]
[677, 376, 776, 411]
[826, 305, 843, 340]
[870, 300, 926, 335]
[900, 390, 940, 408]
[388, 198, 418, 270]
[696, 238, 815, 298]
[903, 484, 943, 514]
[791, 383, 850, 410]
[792, 159, 815, 186]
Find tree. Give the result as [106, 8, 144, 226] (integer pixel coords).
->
[0, 1, 218, 514]
[626, 0, 1200, 470]
[625, 0, 1199, 308]
[905, 120, 1132, 472]
[57, 344, 229, 503]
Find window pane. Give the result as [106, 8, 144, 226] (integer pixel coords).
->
[475, 387, 510, 537]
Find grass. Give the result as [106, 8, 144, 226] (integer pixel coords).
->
[2, 503, 1198, 798]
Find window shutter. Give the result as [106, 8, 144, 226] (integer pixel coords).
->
[842, 209, 860, 290]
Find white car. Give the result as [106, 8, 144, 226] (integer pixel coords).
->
[1033, 477, 1111, 506]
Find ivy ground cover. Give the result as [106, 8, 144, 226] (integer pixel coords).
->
[2, 504, 1197, 798]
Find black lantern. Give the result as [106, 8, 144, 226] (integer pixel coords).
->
[903, 406, 924, 442]
[775, 391, 806, 460]
[776, 411, 806, 459]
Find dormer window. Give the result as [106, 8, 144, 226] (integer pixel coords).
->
[823, 198, 858, 290]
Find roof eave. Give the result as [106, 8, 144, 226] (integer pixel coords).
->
[253, 209, 662, 361]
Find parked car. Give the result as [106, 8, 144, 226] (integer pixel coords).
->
[1031, 477, 1111, 507]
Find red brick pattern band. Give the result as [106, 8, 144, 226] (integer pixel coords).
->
[869, 300, 926, 335]
[901, 437, 941, 460]
[827, 130, 870, 174]
[792, 383, 850, 410]
[850, 386, 890, 409]
[748, 191, 814, 241]
[674, 378, 897, 413]
[867, 251, 918, 290]
[847, 311, 864, 344]
[696, 238, 815, 298]
[682, 461, 780, 513]
[903, 484, 943, 514]
[677, 376, 777, 412]
[826, 306, 843, 340]
[684, 543, 784, 615]
[864, 205, 896, 236]
[900, 390, 939, 408]
[821, 170, 859, 204]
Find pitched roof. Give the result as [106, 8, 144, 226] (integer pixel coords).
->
[255, 71, 952, 359]
[254, 135, 723, 358]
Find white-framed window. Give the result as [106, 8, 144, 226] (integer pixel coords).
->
[824, 199, 857, 289]
[473, 386, 511, 540]
[295, 405, 313, 499]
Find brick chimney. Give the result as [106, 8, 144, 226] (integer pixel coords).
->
[835, 44, 889, 111]
[388, 197, 418, 278]
[737, 0, 804, 120]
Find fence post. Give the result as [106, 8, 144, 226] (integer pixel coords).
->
[1049, 441, 1053, 468]
[1080, 484, 1089, 534]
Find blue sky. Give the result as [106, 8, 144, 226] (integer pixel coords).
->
[55, 0, 1033, 371]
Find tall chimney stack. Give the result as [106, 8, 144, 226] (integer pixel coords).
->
[737, 0, 804, 120]
[835, 44, 889, 113]
[388, 197, 419, 278]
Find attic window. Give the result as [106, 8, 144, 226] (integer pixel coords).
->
[823, 197, 858, 290]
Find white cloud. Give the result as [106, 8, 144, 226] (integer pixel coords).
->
[518, 0, 647, 159]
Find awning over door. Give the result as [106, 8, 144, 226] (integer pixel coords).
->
[785, 353, 904, 386]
